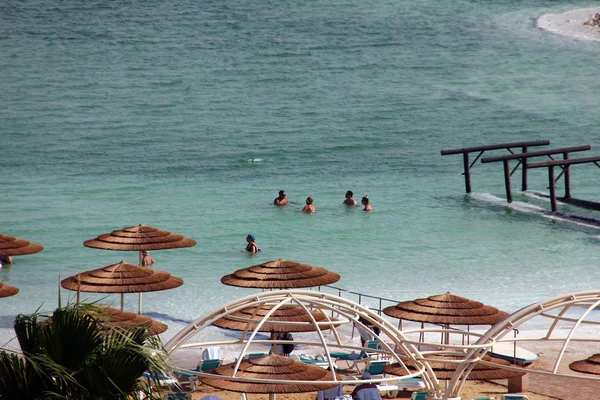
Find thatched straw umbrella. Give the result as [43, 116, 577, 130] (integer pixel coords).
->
[212, 303, 341, 333]
[198, 354, 339, 400]
[0, 282, 19, 298]
[385, 354, 527, 381]
[221, 259, 340, 289]
[569, 354, 600, 375]
[383, 293, 508, 343]
[46, 305, 168, 335]
[61, 261, 183, 312]
[0, 234, 43, 262]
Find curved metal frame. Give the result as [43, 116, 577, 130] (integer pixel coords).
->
[446, 290, 600, 398]
[164, 290, 444, 397]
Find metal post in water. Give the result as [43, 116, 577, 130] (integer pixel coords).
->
[549, 166, 557, 212]
[563, 152, 571, 199]
[503, 159, 513, 203]
[521, 145, 528, 191]
[463, 153, 471, 193]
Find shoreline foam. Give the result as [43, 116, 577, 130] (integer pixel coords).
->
[538, 6, 600, 41]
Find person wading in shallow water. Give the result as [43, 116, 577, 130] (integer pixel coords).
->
[343, 190, 357, 206]
[141, 251, 154, 267]
[302, 196, 316, 213]
[361, 195, 373, 211]
[274, 190, 289, 205]
[245, 234, 259, 254]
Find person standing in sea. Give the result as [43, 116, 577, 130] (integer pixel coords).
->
[361, 196, 373, 211]
[343, 190, 357, 206]
[302, 197, 316, 213]
[274, 190, 288, 205]
[245, 234, 259, 254]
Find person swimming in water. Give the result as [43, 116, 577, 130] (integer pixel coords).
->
[141, 250, 155, 267]
[361, 195, 373, 211]
[343, 190, 357, 206]
[274, 190, 289, 206]
[245, 234, 259, 254]
[302, 197, 316, 213]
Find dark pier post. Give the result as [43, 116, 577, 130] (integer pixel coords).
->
[463, 153, 472, 193]
[548, 166, 557, 212]
[521, 145, 528, 191]
[563, 151, 571, 199]
[503, 159, 513, 203]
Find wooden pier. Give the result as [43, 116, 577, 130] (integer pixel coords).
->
[441, 141, 549, 193]
[442, 141, 600, 215]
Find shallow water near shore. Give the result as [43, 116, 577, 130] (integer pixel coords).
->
[2, 0, 600, 346]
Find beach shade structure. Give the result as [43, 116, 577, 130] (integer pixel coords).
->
[0, 282, 19, 298]
[45, 305, 168, 336]
[385, 354, 527, 381]
[83, 224, 196, 259]
[83, 224, 194, 313]
[212, 303, 343, 333]
[61, 261, 183, 312]
[198, 354, 339, 397]
[0, 234, 44, 259]
[383, 292, 509, 326]
[569, 354, 600, 375]
[221, 259, 340, 289]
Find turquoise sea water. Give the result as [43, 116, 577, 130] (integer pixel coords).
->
[2, 0, 600, 342]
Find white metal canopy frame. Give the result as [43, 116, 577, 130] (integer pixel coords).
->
[447, 290, 600, 398]
[164, 290, 446, 398]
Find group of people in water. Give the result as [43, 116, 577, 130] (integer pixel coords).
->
[244, 190, 374, 254]
[273, 190, 373, 213]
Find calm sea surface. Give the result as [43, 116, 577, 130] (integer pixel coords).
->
[2, 0, 600, 342]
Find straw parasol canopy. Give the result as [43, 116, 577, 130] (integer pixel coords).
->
[45, 306, 168, 335]
[212, 304, 342, 333]
[83, 224, 196, 252]
[221, 259, 340, 289]
[61, 261, 183, 293]
[383, 293, 508, 326]
[385, 354, 527, 380]
[0, 282, 19, 298]
[198, 354, 339, 393]
[0, 234, 44, 257]
[569, 354, 600, 375]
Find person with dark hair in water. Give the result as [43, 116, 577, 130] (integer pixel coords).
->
[0, 256, 13, 265]
[361, 195, 373, 211]
[245, 234, 259, 254]
[302, 197, 316, 213]
[274, 190, 289, 206]
[343, 190, 357, 206]
[141, 251, 154, 267]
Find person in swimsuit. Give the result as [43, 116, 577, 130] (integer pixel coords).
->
[361, 195, 373, 211]
[0, 256, 13, 265]
[141, 251, 155, 267]
[274, 190, 289, 205]
[245, 234, 259, 254]
[302, 197, 316, 213]
[343, 190, 357, 206]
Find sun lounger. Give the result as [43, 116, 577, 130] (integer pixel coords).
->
[397, 377, 425, 391]
[290, 353, 332, 368]
[410, 391, 427, 400]
[502, 395, 528, 400]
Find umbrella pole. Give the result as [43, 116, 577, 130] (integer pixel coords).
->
[138, 250, 143, 314]
[121, 293, 124, 311]
[269, 394, 276, 400]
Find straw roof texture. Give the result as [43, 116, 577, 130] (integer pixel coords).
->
[569, 354, 600, 375]
[221, 259, 340, 289]
[384, 354, 527, 380]
[45, 306, 167, 335]
[60, 261, 183, 293]
[83, 224, 196, 251]
[383, 293, 508, 325]
[0, 234, 44, 257]
[212, 304, 341, 333]
[0, 282, 19, 298]
[198, 354, 339, 393]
